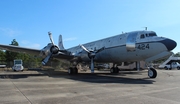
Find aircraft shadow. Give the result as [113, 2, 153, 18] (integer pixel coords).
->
[0, 73, 47, 79]
[0, 69, 155, 84]
[52, 73, 154, 84]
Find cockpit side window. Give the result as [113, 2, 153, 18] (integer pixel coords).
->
[140, 34, 145, 39]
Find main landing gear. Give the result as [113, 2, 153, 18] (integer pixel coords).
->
[110, 64, 120, 73]
[148, 67, 157, 78]
[68, 67, 78, 74]
[110, 67, 119, 73]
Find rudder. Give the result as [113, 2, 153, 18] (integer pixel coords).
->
[58, 35, 65, 50]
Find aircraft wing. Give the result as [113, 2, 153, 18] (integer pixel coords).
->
[0, 44, 40, 55]
[0, 44, 74, 60]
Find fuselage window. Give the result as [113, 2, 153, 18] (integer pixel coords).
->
[140, 34, 145, 39]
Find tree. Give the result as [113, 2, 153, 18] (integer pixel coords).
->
[5, 39, 20, 66]
[174, 52, 180, 57]
[0, 50, 6, 64]
[11, 39, 19, 46]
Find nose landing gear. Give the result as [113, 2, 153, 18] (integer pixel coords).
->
[148, 68, 157, 78]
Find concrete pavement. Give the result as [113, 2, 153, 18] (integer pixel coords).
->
[0, 69, 180, 104]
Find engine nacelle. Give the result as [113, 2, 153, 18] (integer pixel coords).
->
[77, 51, 91, 62]
[40, 43, 59, 57]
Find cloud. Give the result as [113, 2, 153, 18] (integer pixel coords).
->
[0, 27, 21, 37]
[64, 37, 77, 41]
[21, 40, 41, 49]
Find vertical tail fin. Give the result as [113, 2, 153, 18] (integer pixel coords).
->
[58, 35, 65, 50]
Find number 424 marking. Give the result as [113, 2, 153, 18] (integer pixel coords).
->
[137, 44, 150, 50]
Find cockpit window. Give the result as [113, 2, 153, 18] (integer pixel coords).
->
[148, 32, 157, 37]
[140, 34, 145, 39]
[140, 32, 157, 39]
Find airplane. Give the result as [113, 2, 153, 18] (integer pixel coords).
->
[0, 30, 177, 78]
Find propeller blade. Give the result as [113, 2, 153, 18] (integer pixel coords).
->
[48, 32, 55, 45]
[79, 44, 90, 53]
[79, 44, 104, 73]
[42, 53, 52, 65]
[90, 58, 94, 73]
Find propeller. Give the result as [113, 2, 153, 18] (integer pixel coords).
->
[41, 32, 59, 65]
[79, 44, 104, 73]
[48, 32, 55, 45]
[42, 53, 52, 65]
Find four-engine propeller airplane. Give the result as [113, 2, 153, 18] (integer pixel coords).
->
[0, 30, 177, 78]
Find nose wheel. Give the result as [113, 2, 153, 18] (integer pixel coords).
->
[148, 68, 157, 78]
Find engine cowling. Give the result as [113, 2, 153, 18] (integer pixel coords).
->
[75, 51, 91, 62]
[40, 32, 61, 65]
[41, 43, 59, 57]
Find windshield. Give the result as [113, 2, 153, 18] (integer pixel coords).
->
[148, 32, 157, 37]
[14, 60, 22, 64]
[140, 32, 157, 39]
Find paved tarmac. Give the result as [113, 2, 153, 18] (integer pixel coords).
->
[0, 69, 180, 104]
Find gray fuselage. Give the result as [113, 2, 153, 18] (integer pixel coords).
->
[67, 30, 176, 64]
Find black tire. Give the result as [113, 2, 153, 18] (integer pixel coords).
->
[110, 68, 114, 73]
[110, 67, 119, 73]
[177, 67, 180, 70]
[68, 67, 73, 74]
[74, 68, 78, 74]
[68, 67, 78, 74]
[164, 67, 168, 70]
[148, 68, 157, 78]
[115, 67, 119, 73]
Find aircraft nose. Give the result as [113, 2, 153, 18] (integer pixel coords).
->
[161, 39, 177, 51]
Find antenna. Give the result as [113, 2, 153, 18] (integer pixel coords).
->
[144, 27, 147, 30]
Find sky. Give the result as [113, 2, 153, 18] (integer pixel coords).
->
[0, 0, 180, 53]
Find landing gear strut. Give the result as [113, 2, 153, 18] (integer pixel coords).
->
[148, 68, 157, 78]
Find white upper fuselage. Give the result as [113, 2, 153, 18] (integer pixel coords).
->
[67, 30, 176, 63]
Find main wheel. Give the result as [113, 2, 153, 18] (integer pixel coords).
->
[74, 67, 78, 74]
[110, 67, 119, 73]
[148, 68, 157, 78]
[68, 67, 73, 74]
[68, 67, 78, 74]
